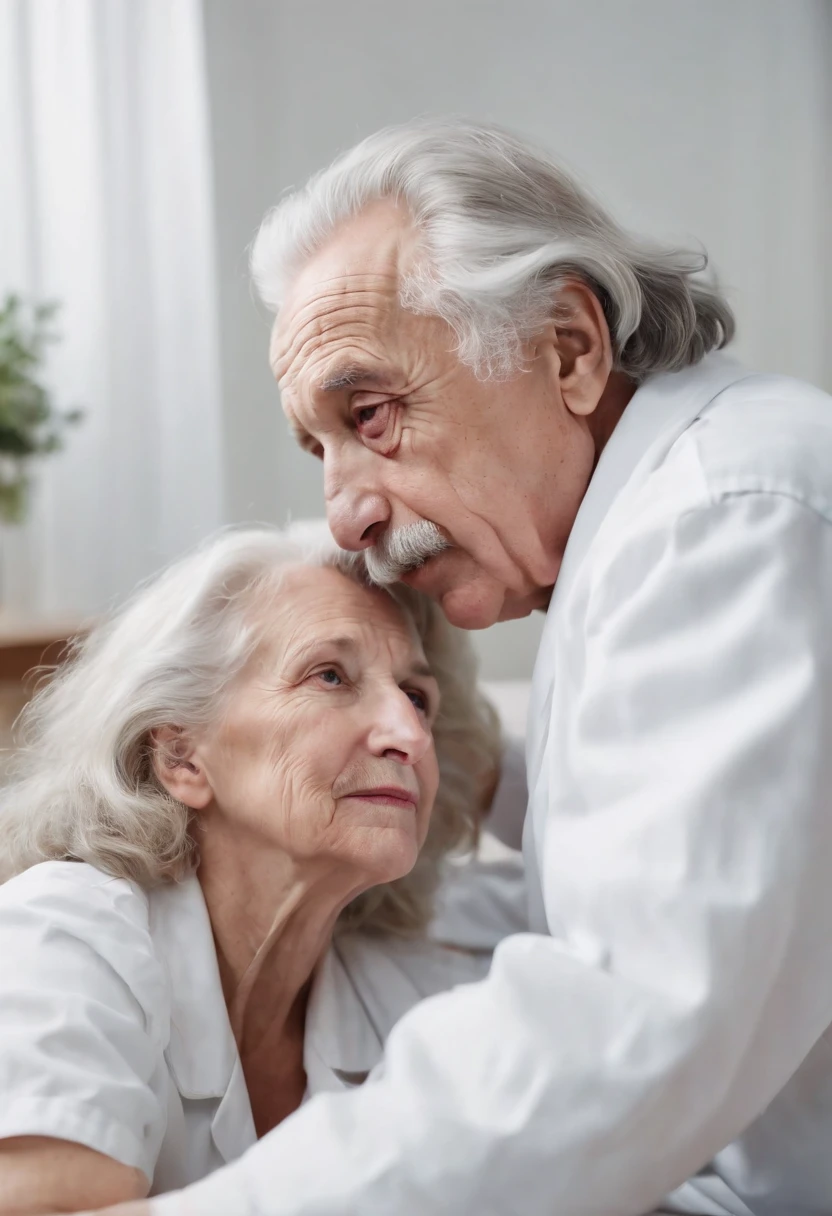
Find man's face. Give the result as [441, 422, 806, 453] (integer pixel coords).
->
[273, 201, 599, 630]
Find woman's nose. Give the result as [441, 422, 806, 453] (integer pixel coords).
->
[367, 691, 432, 766]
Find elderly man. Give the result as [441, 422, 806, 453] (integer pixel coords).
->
[116, 121, 832, 1215]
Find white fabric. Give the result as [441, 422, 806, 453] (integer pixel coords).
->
[0, 841, 523, 1194]
[0, 0, 223, 616]
[151, 353, 832, 1216]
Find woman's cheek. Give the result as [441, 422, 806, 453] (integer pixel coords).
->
[417, 760, 440, 838]
[270, 750, 315, 804]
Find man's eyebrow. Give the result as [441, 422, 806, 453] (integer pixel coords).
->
[318, 363, 395, 393]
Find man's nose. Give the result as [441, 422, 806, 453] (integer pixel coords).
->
[367, 690, 432, 767]
[325, 460, 391, 551]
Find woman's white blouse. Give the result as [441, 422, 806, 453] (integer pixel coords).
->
[0, 843, 525, 1195]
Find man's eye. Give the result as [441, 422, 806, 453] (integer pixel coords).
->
[353, 401, 390, 440]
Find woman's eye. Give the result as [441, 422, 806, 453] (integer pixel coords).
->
[316, 668, 343, 687]
[405, 688, 429, 714]
[353, 400, 390, 441]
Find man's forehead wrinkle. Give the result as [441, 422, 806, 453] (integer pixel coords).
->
[275, 266, 401, 373]
[285, 282, 398, 355]
[274, 198, 413, 361]
[280, 269, 400, 332]
[279, 313, 394, 409]
[285, 247, 403, 319]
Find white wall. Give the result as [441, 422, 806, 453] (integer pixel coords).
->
[202, 0, 831, 679]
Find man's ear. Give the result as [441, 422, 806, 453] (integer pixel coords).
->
[542, 280, 614, 417]
[150, 726, 213, 811]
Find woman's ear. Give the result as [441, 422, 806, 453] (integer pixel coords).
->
[545, 279, 614, 417]
[150, 726, 213, 810]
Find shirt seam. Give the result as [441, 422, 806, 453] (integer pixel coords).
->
[702, 483, 832, 528]
[0, 1095, 153, 1181]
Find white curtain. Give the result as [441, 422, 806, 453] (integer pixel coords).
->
[0, 0, 224, 618]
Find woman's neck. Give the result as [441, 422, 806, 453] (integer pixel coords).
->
[197, 821, 366, 1137]
[197, 822, 362, 1055]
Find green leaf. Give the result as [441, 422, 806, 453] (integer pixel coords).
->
[0, 293, 83, 515]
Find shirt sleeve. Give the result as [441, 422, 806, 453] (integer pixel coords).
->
[0, 862, 169, 1183]
[152, 490, 832, 1216]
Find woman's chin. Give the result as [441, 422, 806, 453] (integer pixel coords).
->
[354, 833, 421, 887]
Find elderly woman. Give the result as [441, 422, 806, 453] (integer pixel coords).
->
[0, 525, 523, 1215]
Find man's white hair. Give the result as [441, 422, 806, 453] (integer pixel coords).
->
[251, 118, 734, 382]
[0, 524, 500, 937]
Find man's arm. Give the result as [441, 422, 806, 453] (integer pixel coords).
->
[144, 491, 832, 1216]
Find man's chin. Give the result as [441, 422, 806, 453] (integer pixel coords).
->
[438, 574, 523, 630]
[401, 551, 544, 630]
[400, 555, 495, 628]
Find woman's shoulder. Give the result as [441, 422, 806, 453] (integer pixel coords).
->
[0, 859, 150, 924]
[0, 861, 171, 1179]
[0, 861, 166, 1026]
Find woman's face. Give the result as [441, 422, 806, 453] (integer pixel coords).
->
[193, 565, 440, 888]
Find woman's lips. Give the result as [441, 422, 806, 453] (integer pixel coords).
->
[345, 787, 418, 809]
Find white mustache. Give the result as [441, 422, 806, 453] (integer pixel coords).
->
[363, 520, 450, 585]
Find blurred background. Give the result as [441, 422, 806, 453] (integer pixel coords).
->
[0, 0, 829, 722]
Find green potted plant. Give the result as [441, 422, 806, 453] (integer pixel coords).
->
[0, 294, 82, 524]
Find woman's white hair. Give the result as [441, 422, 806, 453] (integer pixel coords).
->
[0, 524, 500, 937]
[251, 118, 734, 381]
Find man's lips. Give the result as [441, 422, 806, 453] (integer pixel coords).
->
[400, 551, 449, 590]
[344, 787, 418, 809]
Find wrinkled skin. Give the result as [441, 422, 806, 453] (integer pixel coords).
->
[186, 564, 440, 890]
[273, 199, 631, 630]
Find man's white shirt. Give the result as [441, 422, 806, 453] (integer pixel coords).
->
[156, 353, 832, 1216]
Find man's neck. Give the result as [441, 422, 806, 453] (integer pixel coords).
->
[588, 370, 636, 465]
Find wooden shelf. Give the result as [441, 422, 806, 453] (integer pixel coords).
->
[0, 616, 88, 683]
